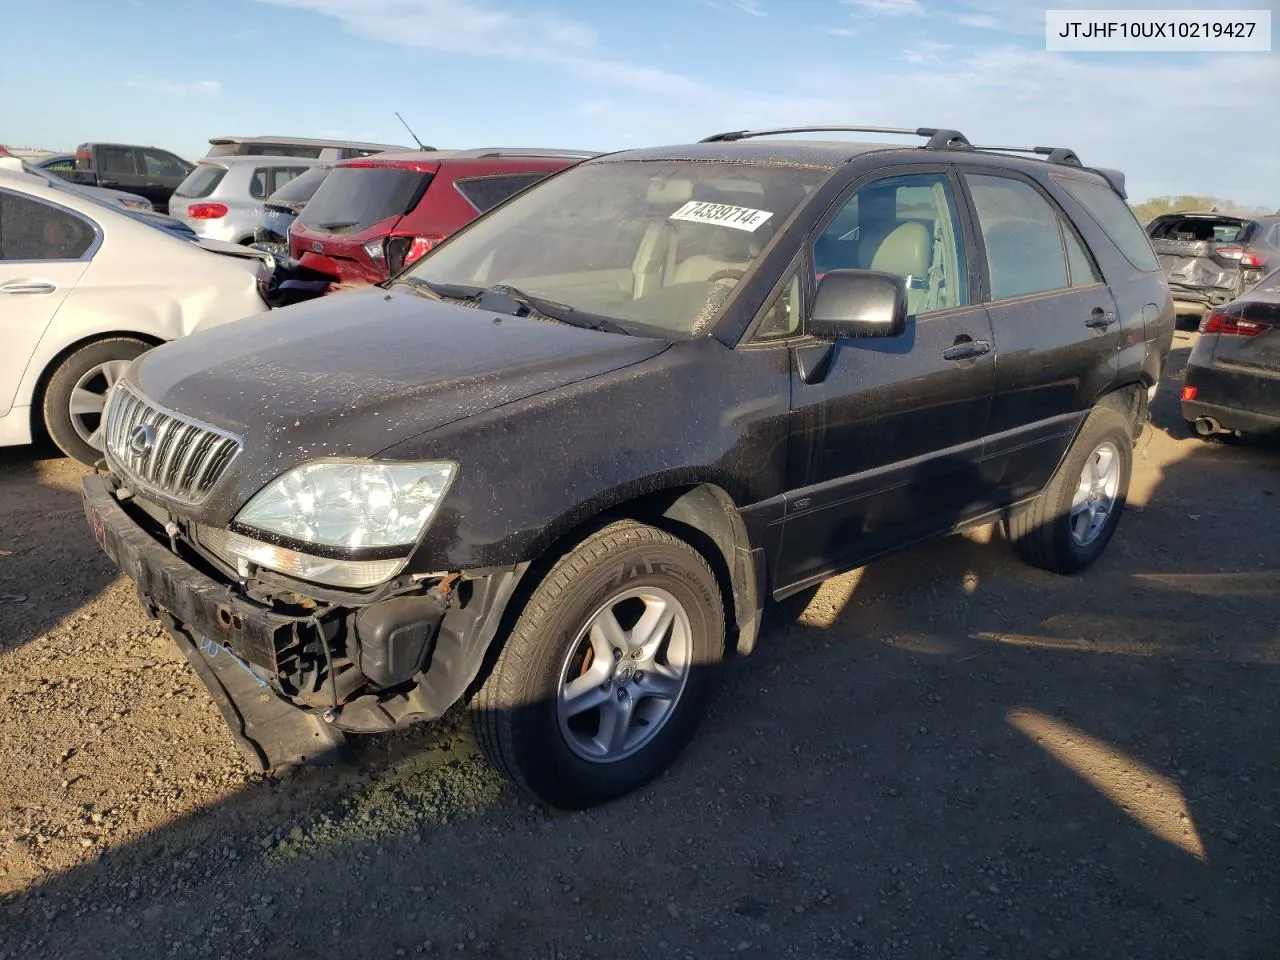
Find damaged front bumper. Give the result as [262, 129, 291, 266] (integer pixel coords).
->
[81, 472, 524, 771]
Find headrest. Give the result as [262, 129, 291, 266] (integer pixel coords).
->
[869, 221, 931, 277]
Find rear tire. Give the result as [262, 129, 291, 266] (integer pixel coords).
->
[1008, 404, 1133, 575]
[41, 337, 151, 465]
[471, 520, 725, 809]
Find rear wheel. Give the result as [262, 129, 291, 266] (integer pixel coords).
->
[41, 337, 151, 465]
[1008, 404, 1133, 574]
[471, 520, 725, 809]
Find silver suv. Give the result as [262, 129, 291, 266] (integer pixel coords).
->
[169, 156, 325, 244]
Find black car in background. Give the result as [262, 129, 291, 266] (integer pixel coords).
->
[1147, 211, 1279, 321]
[252, 162, 333, 258]
[66, 142, 195, 213]
[1182, 267, 1280, 440]
[82, 124, 1174, 809]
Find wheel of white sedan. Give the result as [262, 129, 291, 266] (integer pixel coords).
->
[42, 337, 151, 465]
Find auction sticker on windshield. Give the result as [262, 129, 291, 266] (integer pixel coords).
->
[670, 200, 773, 232]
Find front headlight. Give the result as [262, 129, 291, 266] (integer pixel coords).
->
[235, 460, 456, 551]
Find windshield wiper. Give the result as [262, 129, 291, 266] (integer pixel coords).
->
[393, 278, 630, 335]
[488, 285, 631, 336]
[392, 276, 484, 301]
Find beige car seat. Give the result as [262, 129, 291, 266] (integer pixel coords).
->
[864, 221, 932, 315]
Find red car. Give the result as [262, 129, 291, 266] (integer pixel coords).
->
[285, 148, 596, 288]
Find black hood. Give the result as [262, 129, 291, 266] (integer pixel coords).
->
[127, 287, 669, 519]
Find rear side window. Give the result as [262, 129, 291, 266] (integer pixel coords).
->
[142, 150, 189, 179]
[1056, 177, 1160, 272]
[0, 192, 96, 261]
[454, 173, 553, 214]
[250, 168, 270, 199]
[99, 147, 137, 177]
[175, 165, 227, 199]
[270, 167, 308, 194]
[269, 165, 331, 203]
[298, 167, 431, 232]
[965, 174, 1070, 300]
[1063, 225, 1100, 286]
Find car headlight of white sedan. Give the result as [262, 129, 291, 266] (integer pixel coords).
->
[198, 460, 456, 589]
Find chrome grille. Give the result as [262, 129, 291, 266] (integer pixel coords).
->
[103, 384, 242, 505]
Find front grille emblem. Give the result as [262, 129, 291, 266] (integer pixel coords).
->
[128, 424, 156, 457]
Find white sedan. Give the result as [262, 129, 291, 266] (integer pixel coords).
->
[0, 157, 269, 464]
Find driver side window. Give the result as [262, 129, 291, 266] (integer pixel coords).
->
[810, 173, 968, 319]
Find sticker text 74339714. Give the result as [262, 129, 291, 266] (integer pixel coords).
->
[669, 200, 773, 233]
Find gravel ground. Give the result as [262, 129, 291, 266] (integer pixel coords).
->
[1, 331, 1277, 960]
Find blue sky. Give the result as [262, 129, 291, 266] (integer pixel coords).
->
[3, 0, 1277, 206]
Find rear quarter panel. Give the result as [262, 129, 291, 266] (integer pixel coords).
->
[1049, 175, 1174, 395]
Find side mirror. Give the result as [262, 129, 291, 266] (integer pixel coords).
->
[810, 269, 908, 340]
[64, 169, 98, 186]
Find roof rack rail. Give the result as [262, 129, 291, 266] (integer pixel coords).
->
[971, 144, 1083, 167]
[698, 125, 972, 150]
[969, 144, 1126, 197]
[448, 147, 601, 160]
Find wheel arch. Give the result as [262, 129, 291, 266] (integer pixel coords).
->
[28, 330, 166, 441]
[458, 479, 765, 705]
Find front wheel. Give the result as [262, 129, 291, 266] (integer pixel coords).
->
[41, 337, 151, 465]
[1007, 404, 1133, 574]
[471, 520, 725, 809]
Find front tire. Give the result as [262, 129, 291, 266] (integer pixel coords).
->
[1008, 404, 1133, 575]
[471, 520, 725, 809]
[41, 337, 151, 465]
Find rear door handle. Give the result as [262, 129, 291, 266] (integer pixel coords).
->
[942, 339, 991, 361]
[0, 281, 56, 295]
[1085, 307, 1117, 329]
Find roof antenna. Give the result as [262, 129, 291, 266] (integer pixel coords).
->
[395, 111, 428, 151]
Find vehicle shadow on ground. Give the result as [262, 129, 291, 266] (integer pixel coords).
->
[3, 427, 1279, 959]
[0, 445, 120, 656]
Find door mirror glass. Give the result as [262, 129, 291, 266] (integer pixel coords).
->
[810, 269, 908, 339]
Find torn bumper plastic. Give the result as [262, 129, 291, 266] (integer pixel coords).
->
[81, 474, 349, 770]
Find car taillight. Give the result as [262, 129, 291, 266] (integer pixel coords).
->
[384, 235, 443, 275]
[1201, 309, 1271, 336]
[1181, 385, 1197, 401]
[1240, 252, 1266, 270]
[362, 239, 386, 264]
[1216, 246, 1244, 260]
[187, 202, 228, 219]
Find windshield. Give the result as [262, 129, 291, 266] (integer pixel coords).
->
[402, 160, 826, 337]
[298, 166, 430, 233]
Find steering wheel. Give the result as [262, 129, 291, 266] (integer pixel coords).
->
[706, 268, 745, 284]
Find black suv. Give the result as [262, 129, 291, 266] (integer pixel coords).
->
[81, 125, 1174, 809]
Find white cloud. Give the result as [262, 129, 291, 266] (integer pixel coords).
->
[841, 0, 926, 17]
[253, 0, 702, 97]
[122, 78, 221, 96]
[730, 0, 767, 15]
[956, 13, 1001, 29]
[902, 40, 954, 62]
[822, 26, 861, 37]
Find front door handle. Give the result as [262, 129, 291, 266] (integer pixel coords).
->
[1085, 307, 1117, 329]
[0, 281, 56, 295]
[942, 339, 991, 361]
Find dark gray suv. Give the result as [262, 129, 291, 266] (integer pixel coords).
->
[82, 125, 1175, 809]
